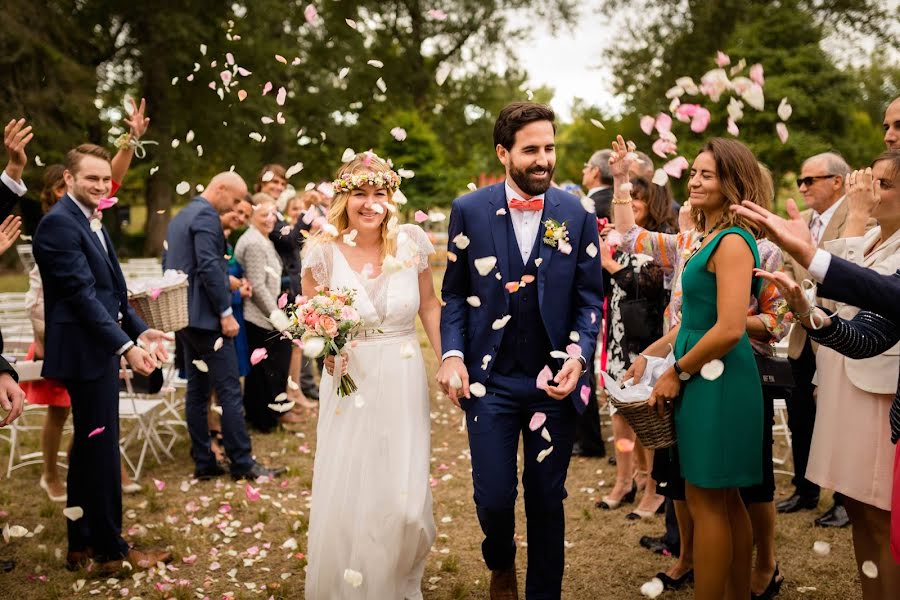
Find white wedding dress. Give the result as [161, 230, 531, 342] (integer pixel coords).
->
[303, 224, 436, 600]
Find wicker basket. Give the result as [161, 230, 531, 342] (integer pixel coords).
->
[128, 279, 189, 332]
[610, 397, 676, 449]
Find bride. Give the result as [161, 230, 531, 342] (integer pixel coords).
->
[302, 152, 441, 599]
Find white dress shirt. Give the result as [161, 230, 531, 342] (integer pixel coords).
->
[505, 181, 544, 264]
[1, 171, 27, 196]
[810, 196, 845, 246]
[585, 186, 607, 198]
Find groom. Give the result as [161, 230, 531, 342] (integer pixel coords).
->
[438, 102, 604, 599]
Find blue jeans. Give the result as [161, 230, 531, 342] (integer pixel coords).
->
[462, 372, 577, 600]
[177, 327, 254, 475]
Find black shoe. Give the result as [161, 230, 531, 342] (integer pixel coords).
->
[232, 463, 287, 481]
[194, 463, 227, 481]
[0, 559, 14, 572]
[752, 564, 783, 599]
[655, 569, 693, 590]
[596, 481, 637, 510]
[639, 535, 680, 558]
[775, 493, 819, 513]
[814, 504, 849, 528]
[571, 442, 606, 458]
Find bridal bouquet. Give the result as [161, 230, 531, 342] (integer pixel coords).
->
[287, 287, 364, 397]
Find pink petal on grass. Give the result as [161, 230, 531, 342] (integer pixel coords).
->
[639, 115, 655, 135]
[565, 343, 581, 358]
[277, 293, 288, 309]
[88, 426, 105, 438]
[414, 210, 429, 223]
[245, 483, 261, 502]
[579, 385, 591, 406]
[250, 348, 268, 365]
[536, 365, 553, 391]
[153, 478, 166, 491]
[529, 412, 547, 431]
[615, 439, 635, 453]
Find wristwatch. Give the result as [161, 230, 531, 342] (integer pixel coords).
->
[576, 355, 587, 375]
[673, 360, 691, 381]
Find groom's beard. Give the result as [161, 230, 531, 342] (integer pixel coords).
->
[509, 162, 555, 197]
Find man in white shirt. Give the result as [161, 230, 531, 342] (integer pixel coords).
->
[775, 152, 852, 525]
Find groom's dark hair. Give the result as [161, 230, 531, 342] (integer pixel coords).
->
[493, 102, 556, 151]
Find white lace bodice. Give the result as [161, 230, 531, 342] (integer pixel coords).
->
[301, 224, 434, 333]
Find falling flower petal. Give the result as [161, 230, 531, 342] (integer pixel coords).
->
[580, 384, 591, 405]
[304, 4, 318, 24]
[435, 63, 451, 86]
[250, 348, 269, 365]
[541, 427, 552, 442]
[262, 81, 273, 95]
[589, 118, 604, 129]
[505, 282, 520, 293]
[277, 293, 288, 309]
[615, 439, 635, 453]
[742, 84, 765, 111]
[470, 382, 486, 397]
[427, 8, 447, 20]
[344, 568, 363, 587]
[585, 243, 598, 258]
[690, 107, 711, 133]
[700, 359, 725, 380]
[466, 296, 481, 307]
[777, 98, 792, 121]
[452, 233, 470, 250]
[749, 63, 764, 86]
[654, 113, 673, 134]
[343, 228, 358, 247]
[481, 354, 492, 369]
[449, 372, 462, 390]
[862, 560, 878, 579]
[474, 256, 497, 276]
[63, 506, 84, 521]
[535, 258, 543, 267]
[275, 54, 287, 64]
[268, 400, 295, 413]
[776, 122, 789, 144]
[414, 210, 429, 223]
[276, 87, 287, 106]
[176, 181, 191, 195]
[536, 366, 553, 391]
[88, 426, 105, 438]
[565, 343, 581, 359]
[663, 156, 690, 178]
[212, 337, 224, 352]
[550, 350, 569, 360]
[639, 115, 655, 135]
[529, 412, 547, 431]
[153, 478, 166, 491]
[715, 51, 730, 67]
[192, 359, 209, 372]
[652, 169, 669, 186]
[492, 315, 511, 330]
[375, 77, 387, 93]
[341, 148, 356, 163]
[537, 446, 554, 463]
[727, 118, 740, 137]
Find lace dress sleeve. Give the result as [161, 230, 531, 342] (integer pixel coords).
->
[400, 224, 436, 273]
[300, 238, 333, 287]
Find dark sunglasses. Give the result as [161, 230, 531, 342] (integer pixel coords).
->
[796, 175, 836, 188]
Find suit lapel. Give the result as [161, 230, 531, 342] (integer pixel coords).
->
[488, 185, 511, 290]
[537, 190, 561, 305]
[820, 199, 849, 246]
[62, 195, 116, 274]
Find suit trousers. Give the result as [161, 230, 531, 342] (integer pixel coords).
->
[243, 321, 292, 432]
[177, 327, 254, 476]
[64, 357, 129, 561]
[787, 340, 820, 498]
[463, 372, 576, 600]
[574, 358, 605, 456]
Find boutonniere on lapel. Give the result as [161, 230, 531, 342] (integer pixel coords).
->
[543, 219, 572, 255]
[90, 197, 118, 232]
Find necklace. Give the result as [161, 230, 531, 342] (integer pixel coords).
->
[683, 221, 724, 267]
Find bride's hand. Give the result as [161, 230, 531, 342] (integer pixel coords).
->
[324, 352, 349, 376]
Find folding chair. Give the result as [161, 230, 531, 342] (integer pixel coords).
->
[118, 365, 169, 481]
[772, 397, 794, 477]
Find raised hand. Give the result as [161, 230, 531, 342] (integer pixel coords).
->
[4, 118, 33, 182]
[753, 268, 810, 314]
[731, 199, 817, 268]
[609, 134, 635, 183]
[123, 97, 150, 140]
[0, 215, 22, 255]
[845, 168, 880, 219]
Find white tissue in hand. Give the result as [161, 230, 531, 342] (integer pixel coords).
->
[600, 353, 676, 403]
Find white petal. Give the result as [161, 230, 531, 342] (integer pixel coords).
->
[63, 507, 84, 521]
[192, 359, 209, 373]
[452, 233, 470, 250]
[343, 568, 363, 588]
[400, 341, 415, 359]
[341, 148, 356, 163]
[8, 525, 28, 538]
[586, 243, 598, 258]
[496, 208, 507, 216]
[550, 351, 569, 360]
[640, 577, 665, 598]
[862, 560, 878, 579]
[474, 256, 497, 276]
[267, 400, 296, 413]
[534, 258, 543, 267]
[466, 296, 482, 307]
[210, 405, 223, 416]
[286, 162, 304, 178]
[536, 446, 554, 463]
[492, 315, 511, 330]
[449, 372, 462, 389]
[569, 331, 580, 342]
[481, 355, 492, 370]
[469, 382, 486, 397]
[287, 376, 299, 390]
[541, 427, 552, 442]
[652, 169, 669, 186]
[812, 540, 831, 556]
[777, 98, 792, 121]
[700, 359, 725, 381]
[580, 196, 596, 213]
[367, 59, 384, 69]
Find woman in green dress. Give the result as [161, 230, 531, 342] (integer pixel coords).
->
[647, 138, 767, 600]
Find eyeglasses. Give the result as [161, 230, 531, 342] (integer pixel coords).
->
[795, 175, 836, 188]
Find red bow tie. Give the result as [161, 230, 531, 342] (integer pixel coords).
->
[508, 197, 544, 211]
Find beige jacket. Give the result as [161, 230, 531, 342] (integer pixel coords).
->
[823, 226, 900, 394]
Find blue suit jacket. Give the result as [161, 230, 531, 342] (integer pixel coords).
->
[819, 257, 900, 325]
[33, 195, 147, 381]
[440, 183, 604, 410]
[163, 197, 231, 332]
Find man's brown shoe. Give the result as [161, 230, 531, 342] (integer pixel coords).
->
[94, 547, 172, 575]
[490, 567, 519, 600]
[65, 548, 93, 571]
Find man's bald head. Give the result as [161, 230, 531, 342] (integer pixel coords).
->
[885, 97, 900, 151]
[203, 171, 249, 213]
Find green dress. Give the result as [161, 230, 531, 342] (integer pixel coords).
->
[674, 227, 763, 489]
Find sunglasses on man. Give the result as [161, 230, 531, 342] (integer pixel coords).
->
[795, 174, 836, 188]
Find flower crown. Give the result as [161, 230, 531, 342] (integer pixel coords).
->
[331, 170, 402, 193]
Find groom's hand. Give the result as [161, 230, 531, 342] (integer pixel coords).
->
[436, 356, 469, 408]
[546, 358, 582, 401]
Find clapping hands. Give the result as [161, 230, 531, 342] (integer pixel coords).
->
[0, 215, 22, 255]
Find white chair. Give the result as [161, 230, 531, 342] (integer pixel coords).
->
[772, 397, 794, 476]
[2, 360, 72, 478]
[16, 244, 34, 272]
[118, 365, 175, 480]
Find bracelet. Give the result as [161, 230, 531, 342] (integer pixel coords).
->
[112, 132, 158, 159]
[793, 305, 816, 320]
[611, 196, 633, 205]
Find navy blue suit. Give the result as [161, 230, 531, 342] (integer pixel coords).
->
[164, 197, 254, 476]
[33, 194, 146, 561]
[819, 258, 900, 323]
[441, 183, 603, 598]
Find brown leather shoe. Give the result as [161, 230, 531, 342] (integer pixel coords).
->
[490, 567, 519, 600]
[65, 548, 93, 571]
[94, 547, 172, 575]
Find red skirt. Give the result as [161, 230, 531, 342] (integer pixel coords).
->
[22, 343, 70, 408]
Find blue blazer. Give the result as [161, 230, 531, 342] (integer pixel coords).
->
[440, 183, 604, 409]
[33, 194, 147, 381]
[163, 197, 231, 332]
[819, 257, 900, 325]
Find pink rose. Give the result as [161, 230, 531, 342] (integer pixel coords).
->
[319, 315, 338, 338]
[340, 306, 359, 322]
[304, 312, 320, 328]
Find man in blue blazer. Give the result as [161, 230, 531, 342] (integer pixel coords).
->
[164, 172, 283, 481]
[33, 144, 171, 573]
[438, 103, 604, 599]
